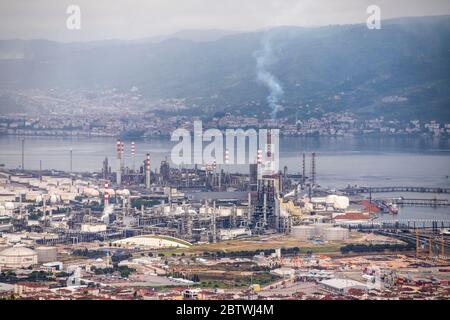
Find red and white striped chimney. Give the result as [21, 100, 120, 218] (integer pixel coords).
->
[104, 181, 110, 207]
[116, 140, 122, 185]
[145, 153, 151, 189]
[257, 149, 263, 164]
[257, 149, 263, 180]
[225, 149, 229, 165]
[131, 141, 136, 172]
[120, 141, 125, 170]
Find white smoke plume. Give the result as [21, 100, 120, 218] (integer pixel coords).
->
[255, 30, 284, 119]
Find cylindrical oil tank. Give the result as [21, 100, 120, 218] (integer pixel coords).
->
[334, 196, 350, 210]
[0, 247, 38, 268]
[323, 227, 349, 241]
[291, 225, 315, 240]
[35, 246, 58, 263]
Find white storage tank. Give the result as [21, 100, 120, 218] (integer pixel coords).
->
[116, 189, 131, 196]
[35, 246, 58, 263]
[83, 187, 100, 197]
[81, 223, 107, 233]
[49, 194, 59, 204]
[291, 225, 315, 240]
[0, 246, 38, 268]
[218, 207, 232, 217]
[323, 227, 349, 241]
[326, 195, 338, 205]
[334, 196, 350, 210]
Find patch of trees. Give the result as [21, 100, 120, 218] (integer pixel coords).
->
[281, 247, 301, 255]
[0, 271, 17, 283]
[250, 265, 272, 272]
[340, 243, 415, 254]
[0, 270, 52, 283]
[91, 265, 136, 278]
[92, 266, 114, 275]
[203, 247, 303, 258]
[116, 266, 135, 278]
[212, 249, 275, 258]
[28, 271, 52, 281]
[29, 211, 43, 220]
[131, 199, 160, 209]
[111, 252, 132, 263]
[73, 248, 106, 259]
[85, 201, 104, 212]
[55, 272, 70, 278]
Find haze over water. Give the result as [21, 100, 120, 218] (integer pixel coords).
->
[1, 135, 449, 184]
[0, 135, 449, 221]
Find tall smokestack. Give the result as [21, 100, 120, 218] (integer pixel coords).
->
[257, 149, 263, 164]
[302, 153, 306, 184]
[213, 160, 217, 187]
[21, 138, 25, 171]
[263, 192, 267, 226]
[70, 149, 73, 174]
[116, 140, 122, 185]
[257, 149, 263, 181]
[131, 141, 136, 172]
[247, 192, 252, 224]
[104, 181, 110, 207]
[43, 195, 46, 223]
[225, 148, 229, 165]
[212, 201, 217, 243]
[121, 141, 125, 172]
[311, 152, 316, 186]
[146, 153, 151, 189]
[265, 129, 275, 175]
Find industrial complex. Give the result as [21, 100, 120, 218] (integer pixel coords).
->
[0, 137, 449, 300]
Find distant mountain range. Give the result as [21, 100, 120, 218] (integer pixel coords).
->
[0, 15, 449, 121]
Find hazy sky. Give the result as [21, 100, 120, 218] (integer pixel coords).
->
[1, 0, 450, 42]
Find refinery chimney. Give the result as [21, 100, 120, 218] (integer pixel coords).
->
[116, 140, 122, 185]
[247, 192, 252, 225]
[302, 153, 306, 184]
[70, 149, 73, 174]
[264, 129, 276, 175]
[21, 138, 25, 171]
[104, 181, 110, 207]
[121, 141, 125, 173]
[212, 201, 217, 243]
[257, 149, 263, 181]
[311, 152, 316, 186]
[131, 141, 136, 172]
[145, 153, 151, 189]
[263, 193, 267, 226]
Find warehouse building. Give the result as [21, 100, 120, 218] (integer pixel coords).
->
[320, 278, 368, 294]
